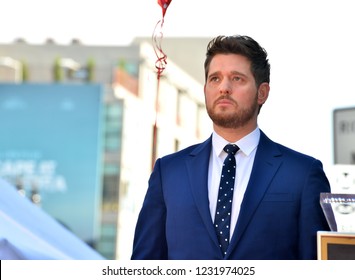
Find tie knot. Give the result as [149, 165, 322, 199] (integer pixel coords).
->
[223, 144, 239, 155]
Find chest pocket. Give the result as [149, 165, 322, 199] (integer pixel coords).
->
[263, 193, 294, 202]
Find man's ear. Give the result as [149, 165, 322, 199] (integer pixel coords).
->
[257, 83, 270, 105]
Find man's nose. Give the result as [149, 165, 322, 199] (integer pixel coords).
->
[219, 79, 232, 94]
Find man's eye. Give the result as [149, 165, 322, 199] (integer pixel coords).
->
[232, 76, 241, 81]
[209, 76, 219, 82]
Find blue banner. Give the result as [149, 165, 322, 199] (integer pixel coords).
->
[0, 83, 103, 245]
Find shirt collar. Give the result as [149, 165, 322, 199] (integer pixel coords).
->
[212, 127, 260, 158]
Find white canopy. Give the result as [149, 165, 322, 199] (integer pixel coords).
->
[0, 178, 104, 260]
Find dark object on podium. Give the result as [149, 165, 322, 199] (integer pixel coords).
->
[317, 231, 355, 260]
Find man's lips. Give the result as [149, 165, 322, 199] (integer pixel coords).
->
[215, 97, 236, 107]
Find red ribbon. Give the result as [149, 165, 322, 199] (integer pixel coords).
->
[157, 0, 172, 17]
[151, 0, 173, 168]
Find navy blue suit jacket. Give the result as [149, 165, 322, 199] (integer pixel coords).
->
[131, 131, 330, 259]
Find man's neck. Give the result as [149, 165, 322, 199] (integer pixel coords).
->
[213, 123, 258, 143]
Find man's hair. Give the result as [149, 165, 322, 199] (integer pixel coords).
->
[204, 35, 270, 87]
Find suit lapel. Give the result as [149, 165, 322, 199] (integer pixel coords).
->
[227, 131, 283, 257]
[185, 137, 221, 248]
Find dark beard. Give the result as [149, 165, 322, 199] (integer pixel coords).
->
[206, 96, 258, 129]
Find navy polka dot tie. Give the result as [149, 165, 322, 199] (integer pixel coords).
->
[214, 144, 239, 256]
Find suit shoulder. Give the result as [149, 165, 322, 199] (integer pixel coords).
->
[157, 137, 211, 164]
[261, 131, 319, 163]
[272, 142, 325, 171]
[152, 143, 201, 172]
[162, 142, 203, 161]
[277, 143, 317, 161]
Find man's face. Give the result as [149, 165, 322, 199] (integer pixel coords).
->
[204, 54, 268, 130]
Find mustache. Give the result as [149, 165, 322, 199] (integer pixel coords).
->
[214, 95, 237, 105]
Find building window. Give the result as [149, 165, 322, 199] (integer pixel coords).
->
[0, 56, 22, 82]
[104, 102, 123, 152]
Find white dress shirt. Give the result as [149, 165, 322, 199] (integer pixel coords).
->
[208, 127, 260, 240]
